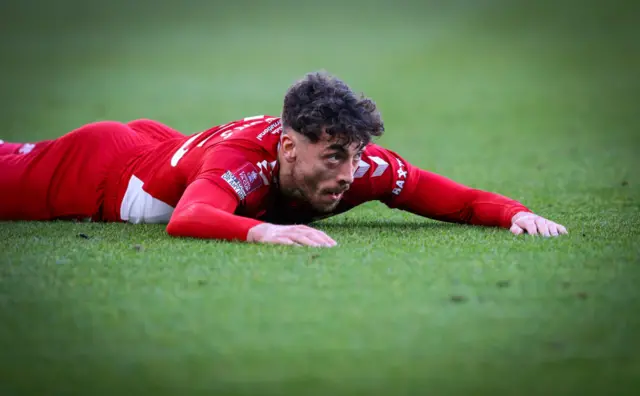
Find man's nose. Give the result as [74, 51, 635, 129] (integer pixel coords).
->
[338, 160, 355, 185]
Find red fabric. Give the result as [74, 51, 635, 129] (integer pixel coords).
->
[126, 119, 184, 142]
[396, 168, 531, 229]
[166, 178, 263, 241]
[0, 122, 145, 221]
[105, 117, 281, 236]
[0, 142, 23, 156]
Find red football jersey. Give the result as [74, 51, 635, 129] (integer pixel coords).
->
[105, 115, 413, 222]
[100, 115, 530, 241]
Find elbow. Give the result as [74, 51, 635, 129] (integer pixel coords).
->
[166, 219, 181, 238]
[166, 214, 190, 238]
[165, 203, 202, 238]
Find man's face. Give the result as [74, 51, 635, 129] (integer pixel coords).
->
[284, 132, 364, 213]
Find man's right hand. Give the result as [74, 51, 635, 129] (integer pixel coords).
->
[247, 223, 337, 247]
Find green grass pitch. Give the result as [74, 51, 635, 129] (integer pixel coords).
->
[1, 1, 639, 395]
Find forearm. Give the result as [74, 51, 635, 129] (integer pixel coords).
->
[166, 201, 263, 241]
[166, 178, 263, 241]
[453, 189, 531, 228]
[398, 168, 531, 228]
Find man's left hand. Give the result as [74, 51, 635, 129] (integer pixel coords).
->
[510, 212, 568, 237]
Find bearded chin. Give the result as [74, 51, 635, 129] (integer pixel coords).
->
[287, 168, 338, 212]
[292, 187, 307, 201]
[318, 200, 339, 213]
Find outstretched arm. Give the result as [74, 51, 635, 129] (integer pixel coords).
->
[397, 168, 529, 228]
[356, 144, 568, 236]
[396, 168, 567, 236]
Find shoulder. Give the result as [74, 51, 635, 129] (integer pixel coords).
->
[219, 115, 282, 153]
[344, 142, 413, 203]
[208, 114, 281, 174]
[196, 116, 281, 190]
[354, 143, 402, 180]
[193, 115, 281, 166]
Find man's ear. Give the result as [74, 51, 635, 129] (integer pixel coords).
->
[280, 132, 298, 163]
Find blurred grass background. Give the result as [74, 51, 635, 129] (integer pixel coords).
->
[0, 0, 639, 395]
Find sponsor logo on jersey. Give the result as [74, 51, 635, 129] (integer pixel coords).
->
[222, 171, 247, 200]
[236, 163, 263, 196]
[257, 119, 282, 141]
[392, 157, 407, 196]
[223, 163, 265, 200]
[248, 171, 258, 183]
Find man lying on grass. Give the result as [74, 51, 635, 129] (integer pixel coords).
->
[0, 71, 567, 247]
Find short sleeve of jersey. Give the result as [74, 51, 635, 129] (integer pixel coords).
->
[191, 145, 267, 205]
[346, 143, 421, 208]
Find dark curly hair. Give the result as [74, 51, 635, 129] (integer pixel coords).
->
[281, 71, 385, 148]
